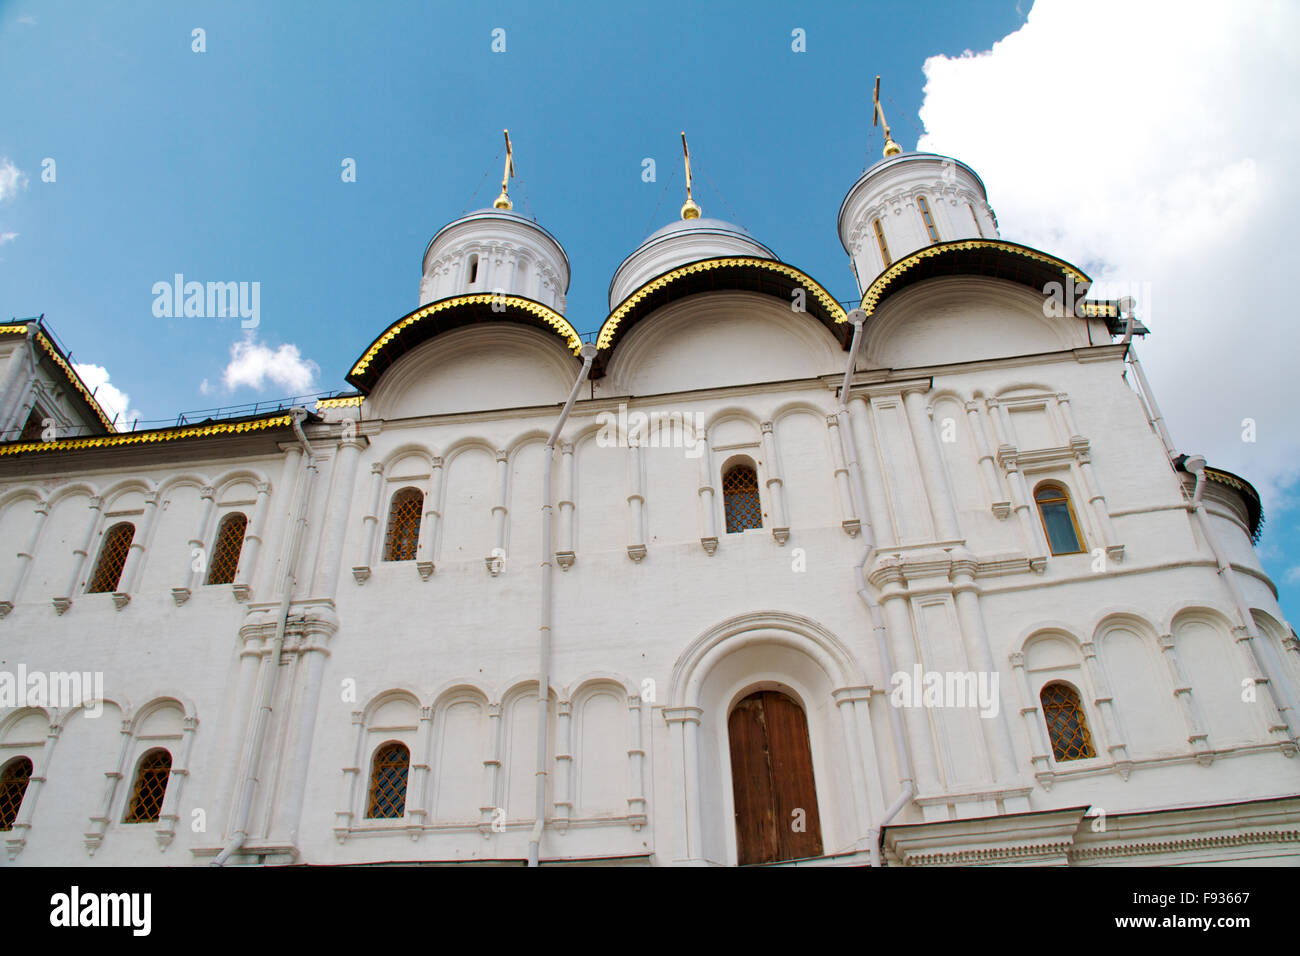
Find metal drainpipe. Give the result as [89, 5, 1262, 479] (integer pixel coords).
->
[528, 344, 597, 868]
[1120, 304, 1177, 461]
[836, 310, 915, 867]
[1184, 456, 1300, 743]
[212, 407, 315, 866]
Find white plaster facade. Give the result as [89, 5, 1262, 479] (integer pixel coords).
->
[0, 149, 1297, 867]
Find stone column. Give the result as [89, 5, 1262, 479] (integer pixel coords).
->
[626, 439, 646, 562]
[965, 400, 1010, 518]
[759, 421, 789, 544]
[416, 456, 443, 580]
[54, 495, 102, 614]
[1081, 640, 1132, 778]
[663, 706, 704, 863]
[233, 480, 272, 601]
[556, 442, 576, 569]
[553, 699, 573, 830]
[903, 387, 960, 542]
[1009, 652, 1055, 788]
[313, 437, 364, 598]
[1157, 632, 1213, 763]
[490, 449, 509, 572]
[0, 497, 48, 616]
[696, 428, 718, 554]
[847, 395, 895, 548]
[626, 693, 647, 827]
[5, 716, 61, 858]
[479, 702, 505, 836]
[950, 557, 1020, 783]
[826, 414, 860, 537]
[877, 568, 942, 796]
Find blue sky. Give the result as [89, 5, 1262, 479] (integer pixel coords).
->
[2, 0, 1297, 626]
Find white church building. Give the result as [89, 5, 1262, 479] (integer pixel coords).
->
[1, 129, 1297, 867]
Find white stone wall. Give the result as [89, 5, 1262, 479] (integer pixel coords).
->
[1, 282, 1297, 866]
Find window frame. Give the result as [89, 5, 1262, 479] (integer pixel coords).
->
[873, 217, 891, 267]
[1033, 481, 1086, 556]
[86, 521, 136, 594]
[916, 194, 940, 243]
[365, 740, 411, 820]
[382, 486, 424, 562]
[205, 511, 248, 586]
[0, 755, 34, 831]
[1039, 681, 1097, 763]
[123, 747, 173, 824]
[721, 457, 764, 534]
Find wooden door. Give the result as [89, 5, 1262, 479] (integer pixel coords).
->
[728, 690, 823, 864]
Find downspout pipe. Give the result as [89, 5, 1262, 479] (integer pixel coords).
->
[836, 310, 915, 866]
[1183, 456, 1300, 743]
[1119, 301, 1177, 461]
[528, 344, 597, 868]
[212, 407, 315, 866]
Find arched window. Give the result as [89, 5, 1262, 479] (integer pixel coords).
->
[728, 690, 822, 864]
[917, 195, 939, 243]
[366, 742, 410, 819]
[124, 748, 172, 823]
[1034, 482, 1084, 555]
[0, 756, 33, 830]
[1040, 683, 1096, 761]
[87, 521, 135, 593]
[383, 487, 423, 561]
[467, 253, 479, 285]
[873, 217, 891, 267]
[722, 461, 762, 534]
[968, 202, 984, 238]
[206, 512, 247, 585]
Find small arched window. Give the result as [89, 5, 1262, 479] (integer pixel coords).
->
[722, 461, 763, 534]
[1034, 483, 1084, 555]
[383, 487, 423, 562]
[87, 521, 135, 593]
[1040, 683, 1096, 761]
[968, 202, 984, 238]
[366, 742, 410, 819]
[206, 512, 248, 585]
[124, 748, 172, 823]
[0, 756, 33, 830]
[873, 218, 891, 267]
[917, 195, 939, 243]
[467, 253, 480, 285]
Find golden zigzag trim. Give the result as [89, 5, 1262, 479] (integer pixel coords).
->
[316, 395, 364, 409]
[0, 414, 293, 456]
[350, 295, 583, 378]
[860, 240, 1089, 317]
[2, 325, 117, 431]
[596, 258, 848, 351]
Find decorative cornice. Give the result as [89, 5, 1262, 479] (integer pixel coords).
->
[596, 257, 847, 350]
[0, 413, 293, 457]
[350, 294, 582, 382]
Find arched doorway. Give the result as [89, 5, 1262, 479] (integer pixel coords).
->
[728, 690, 823, 864]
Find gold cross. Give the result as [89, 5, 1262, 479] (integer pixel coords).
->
[872, 76, 902, 158]
[494, 129, 514, 209]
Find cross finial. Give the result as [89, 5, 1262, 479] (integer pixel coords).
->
[680, 131, 701, 220]
[872, 76, 902, 158]
[494, 129, 515, 210]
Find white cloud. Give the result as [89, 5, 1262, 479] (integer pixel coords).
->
[0, 158, 27, 202]
[0, 232, 16, 245]
[1286, 566, 1300, 586]
[221, 334, 319, 394]
[916, 0, 1300, 507]
[74, 363, 132, 426]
